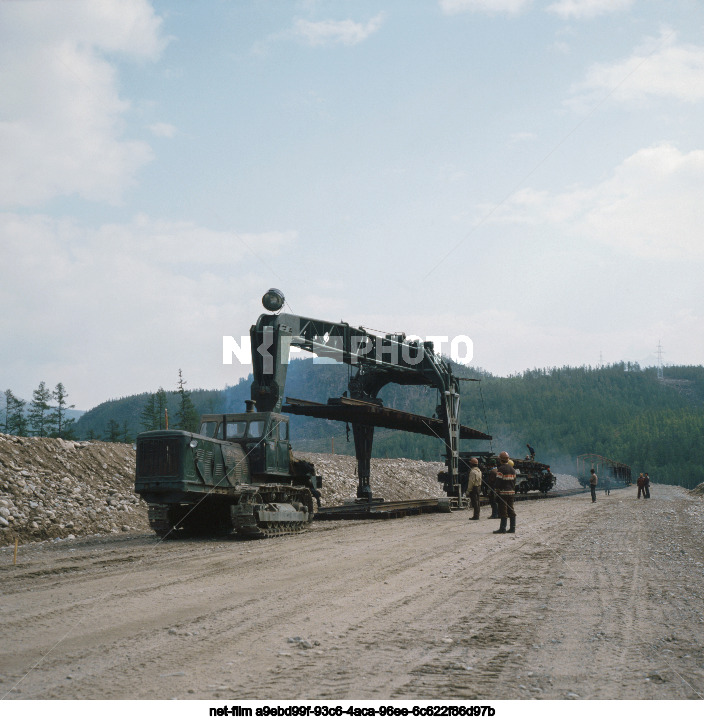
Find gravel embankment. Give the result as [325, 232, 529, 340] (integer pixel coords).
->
[0, 434, 148, 545]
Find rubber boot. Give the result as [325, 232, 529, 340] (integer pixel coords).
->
[507, 517, 516, 533]
[493, 518, 507, 534]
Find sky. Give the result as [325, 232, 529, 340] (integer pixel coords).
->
[1, 0, 703, 411]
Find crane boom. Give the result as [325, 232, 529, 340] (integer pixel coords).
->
[249, 293, 485, 503]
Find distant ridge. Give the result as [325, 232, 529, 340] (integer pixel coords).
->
[71, 359, 704, 489]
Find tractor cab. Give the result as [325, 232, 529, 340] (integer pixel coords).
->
[198, 411, 291, 477]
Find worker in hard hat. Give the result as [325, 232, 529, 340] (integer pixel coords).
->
[484, 457, 499, 519]
[467, 457, 482, 521]
[488, 451, 516, 534]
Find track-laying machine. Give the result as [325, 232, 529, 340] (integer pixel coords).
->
[134, 289, 490, 538]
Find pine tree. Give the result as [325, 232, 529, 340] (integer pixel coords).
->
[3, 389, 15, 433]
[140, 393, 159, 431]
[28, 381, 54, 437]
[105, 419, 121, 442]
[49, 382, 76, 439]
[176, 369, 199, 432]
[155, 387, 168, 429]
[4, 389, 28, 436]
[121, 420, 131, 444]
[11, 397, 28, 437]
[140, 388, 169, 430]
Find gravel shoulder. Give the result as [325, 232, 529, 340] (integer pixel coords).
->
[1, 483, 703, 701]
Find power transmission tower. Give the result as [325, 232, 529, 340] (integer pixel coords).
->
[656, 340, 664, 381]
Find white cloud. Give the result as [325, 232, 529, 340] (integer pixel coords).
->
[0, 0, 166, 207]
[488, 143, 704, 260]
[569, 32, 704, 106]
[292, 14, 385, 47]
[0, 214, 297, 408]
[439, 0, 533, 15]
[546, 0, 634, 19]
[149, 122, 177, 138]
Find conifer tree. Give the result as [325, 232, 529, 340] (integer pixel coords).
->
[3, 389, 14, 433]
[155, 387, 168, 429]
[11, 397, 29, 437]
[105, 419, 121, 442]
[3, 389, 28, 436]
[176, 369, 199, 432]
[140, 388, 169, 430]
[140, 393, 159, 431]
[49, 382, 76, 439]
[28, 381, 54, 437]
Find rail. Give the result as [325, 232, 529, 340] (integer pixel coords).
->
[314, 486, 589, 520]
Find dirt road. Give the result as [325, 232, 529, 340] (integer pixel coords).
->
[1, 484, 703, 700]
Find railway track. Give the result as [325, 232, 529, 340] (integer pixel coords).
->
[314, 486, 589, 520]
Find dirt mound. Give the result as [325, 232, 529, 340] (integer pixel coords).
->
[689, 482, 704, 496]
[0, 433, 149, 545]
[297, 452, 445, 506]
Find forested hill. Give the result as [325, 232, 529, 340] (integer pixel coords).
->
[73, 360, 704, 489]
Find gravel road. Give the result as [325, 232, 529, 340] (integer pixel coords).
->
[1, 484, 703, 701]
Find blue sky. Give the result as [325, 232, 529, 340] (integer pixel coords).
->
[1, 0, 703, 410]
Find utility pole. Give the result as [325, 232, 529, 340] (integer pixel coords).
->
[656, 340, 664, 381]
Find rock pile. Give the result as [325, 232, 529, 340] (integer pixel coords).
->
[0, 433, 148, 545]
[553, 473, 582, 491]
[297, 452, 446, 506]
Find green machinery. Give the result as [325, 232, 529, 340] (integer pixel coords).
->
[134, 289, 491, 538]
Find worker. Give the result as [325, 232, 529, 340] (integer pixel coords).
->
[644, 473, 651, 499]
[526, 444, 535, 461]
[490, 451, 516, 534]
[467, 457, 482, 521]
[636, 473, 645, 499]
[603, 476, 611, 496]
[485, 457, 499, 519]
[589, 468, 598, 503]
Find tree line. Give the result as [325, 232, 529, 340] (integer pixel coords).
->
[3, 382, 76, 439]
[137, 369, 200, 434]
[7, 360, 703, 489]
[3, 369, 201, 443]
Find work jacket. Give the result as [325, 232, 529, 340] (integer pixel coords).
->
[467, 467, 482, 491]
[490, 463, 516, 494]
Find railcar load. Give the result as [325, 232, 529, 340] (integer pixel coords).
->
[577, 453, 632, 488]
